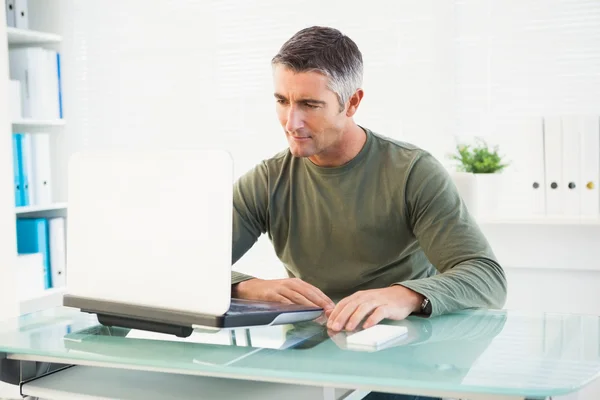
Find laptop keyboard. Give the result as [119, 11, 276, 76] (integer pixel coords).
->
[228, 299, 280, 313]
[228, 299, 321, 314]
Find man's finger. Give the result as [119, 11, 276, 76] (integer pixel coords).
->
[344, 301, 379, 331]
[363, 305, 390, 329]
[292, 280, 335, 310]
[280, 287, 320, 308]
[327, 294, 353, 323]
[328, 300, 360, 331]
[272, 294, 295, 305]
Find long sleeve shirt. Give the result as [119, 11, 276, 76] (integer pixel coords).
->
[231, 127, 507, 317]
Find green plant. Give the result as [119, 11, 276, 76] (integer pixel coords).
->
[448, 138, 509, 173]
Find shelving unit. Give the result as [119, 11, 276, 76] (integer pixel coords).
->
[12, 119, 66, 133]
[2, 2, 69, 321]
[7, 26, 61, 46]
[15, 202, 68, 219]
[19, 287, 66, 315]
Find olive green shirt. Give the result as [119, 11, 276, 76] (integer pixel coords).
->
[231, 127, 507, 317]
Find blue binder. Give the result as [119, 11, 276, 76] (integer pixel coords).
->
[57, 53, 63, 118]
[16, 218, 52, 289]
[12, 133, 29, 207]
[12, 134, 22, 206]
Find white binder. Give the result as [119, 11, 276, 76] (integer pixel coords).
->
[49, 218, 67, 288]
[16, 253, 45, 300]
[543, 116, 564, 215]
[9, 48, 60, 119]
[5, 0, 16, 27]
[46, 49, 61, 119]
[13, 0, 27, 28]
[580, 116, 600, 217]
[526, 117, 546, 216]
[30, 134, 52, 205]
[561, 116, 581, 216]
[9, 79, 21, 120]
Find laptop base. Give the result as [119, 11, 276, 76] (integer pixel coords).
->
[96, 313, 194, 338]
[64, 294, 323, 336]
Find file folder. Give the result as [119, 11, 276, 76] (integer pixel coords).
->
[16, 218, 52, 289]
[543, 117, 564, 215]
[580, 116, 600, 217]
[49, 218, 67, 288]
[30, 134, 53, 205]
[561, 116, 581, 216]
[5, 0, 16, 27]
[12, 134, 23, 207]
[13, 0, 27, 29]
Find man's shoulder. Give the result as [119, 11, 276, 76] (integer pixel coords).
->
[239, 148, 292, 181]
[367, 129, 431, 166]
[262, 148, 291, 167]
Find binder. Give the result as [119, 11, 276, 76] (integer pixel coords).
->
[49, 218, 67, 288]
[543, 117, 564, 215]
[46, 49, 61, 119]
[561, 116, 581, 216]
[30, 134, 52, 205]
[526, 117, 546, 216]
[9, 79, 22, 120]
[580, 116, 600, 217]
[9, 48, 61, 119]
[57, 52, 63, 118]
[16, 218, 52, 289]
[12, 133, 23, 207]
[16, 253, 45, 300]
[5, 0, 15, 27]
[20, 133, 33, 206]
[13, 0, 27, 29]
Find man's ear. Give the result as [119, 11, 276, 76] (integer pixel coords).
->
[346, 89, 364, 117]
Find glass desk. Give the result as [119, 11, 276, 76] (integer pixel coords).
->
[1, 306, 600, 400]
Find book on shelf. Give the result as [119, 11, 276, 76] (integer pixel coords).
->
[8, 47, 63, 120]
[12, 132, 53, 207]
[15, 217, 66, 291]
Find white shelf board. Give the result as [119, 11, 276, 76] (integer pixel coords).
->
[12, 119, 66, 133]
[16, 202, 67, 218]
[21, 365, 333, 400]
[19, 287, 66, 316]
[7, 27, 62, 46]
[478, 216, 600, 226]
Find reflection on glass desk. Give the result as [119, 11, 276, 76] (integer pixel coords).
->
[1, 306, 600, 399]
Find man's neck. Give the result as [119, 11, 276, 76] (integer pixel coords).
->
[309, 124, 367, 168]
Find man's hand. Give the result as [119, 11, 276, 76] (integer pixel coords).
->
[326, 285, 424, 332]
[233, 278, 335, 312]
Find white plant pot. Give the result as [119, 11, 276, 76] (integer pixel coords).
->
[474, 173, 503, 218]
[449, 171, 478, 217]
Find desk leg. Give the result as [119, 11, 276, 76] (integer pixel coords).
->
[323, 387, 370, 400]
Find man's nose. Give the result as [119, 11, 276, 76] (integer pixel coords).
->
[286, 107, 304, 133]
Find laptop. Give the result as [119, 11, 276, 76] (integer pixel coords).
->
[62, 148, 323, 337]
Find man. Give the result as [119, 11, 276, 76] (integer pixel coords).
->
[230, 26, 506, 336]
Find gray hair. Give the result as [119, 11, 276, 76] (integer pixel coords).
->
[271, 26, 363, 111]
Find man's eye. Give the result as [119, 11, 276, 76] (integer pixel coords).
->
[305, 103, 319, 109]
[276, 99, 287, 105]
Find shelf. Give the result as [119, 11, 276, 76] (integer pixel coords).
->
[19, 287, 66, 316]
[16, 203, 67, 218]
[7, 27, 62, 46]
[12, 119, 66, 133]
[478, 216, 600, 226]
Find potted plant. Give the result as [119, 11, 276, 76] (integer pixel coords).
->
[447, 138, 510, 217]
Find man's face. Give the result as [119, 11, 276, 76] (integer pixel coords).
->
[273, 65, 348, 160]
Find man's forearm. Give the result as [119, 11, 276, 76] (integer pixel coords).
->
[398, 258, 507, 317]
